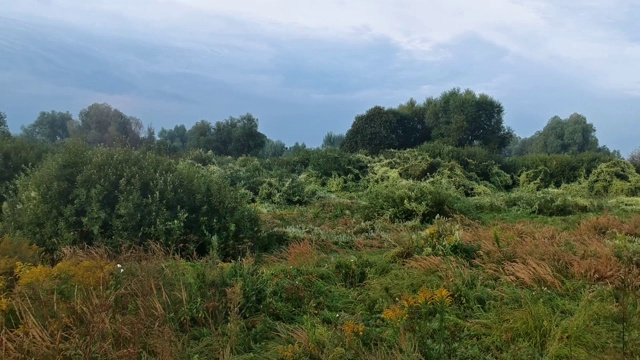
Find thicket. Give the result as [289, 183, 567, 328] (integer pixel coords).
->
[2, 96, 640, 358]
[1, 141, 261, 260]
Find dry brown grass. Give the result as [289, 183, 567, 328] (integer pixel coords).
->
[504, 258, 562, 290]
[464, 215, 640, 289]
[404, 256, 443, 273]
[280, 239, 319, 267]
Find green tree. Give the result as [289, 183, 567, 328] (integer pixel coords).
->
[186, 120, 215, 152]
[321, 132, 346, 149]
[0, 137, 51, 211]
[0, 111, 10, 138]
[70, 103, 143, 147]
[21, 110, 72, 142]
[425, 88, 511, 152]
[628, 147, 640, 174]
[260, 138, 287, 158]
[529, 113, 600, 154]
[284, 142, 308, 157]
[159, 124, 189, 154]
[341, 106, 429, 155]
[210, 113, 267, 157]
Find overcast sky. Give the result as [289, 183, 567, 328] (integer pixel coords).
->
[1, 0, 639, 154]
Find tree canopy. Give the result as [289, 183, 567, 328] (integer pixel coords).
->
[321, 132, 346, 149]
[509, 113, 603, 155]
[21, 110, 72, 143]
[0, 111, 9, 138]
[70, 103, 143, 148]
[341, 106, 429, 155]
[186, 114, 267, 157]
[425, 88, 512, 153]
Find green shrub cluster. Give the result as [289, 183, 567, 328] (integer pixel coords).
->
[1, 142, 260, 259]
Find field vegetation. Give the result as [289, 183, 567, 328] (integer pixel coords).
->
[1, 90, 639, 358]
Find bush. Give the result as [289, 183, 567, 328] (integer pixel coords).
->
[258, 175, 314, 206]
[505, 189, 596, 216]
[586, 160, 640, 197]
[505, 152, 617, 188]
[307, 148, 369, 182]
[362, 177, 469, 223]
[2, 143, 261, 259]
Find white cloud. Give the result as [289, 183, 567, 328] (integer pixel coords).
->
[3, 0, 640, 96]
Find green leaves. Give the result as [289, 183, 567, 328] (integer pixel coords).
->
[425, 88, 511, 153]
[2, 144, 260, 259]
[21, 111, 72, 143]
[342, 106, 429, 155]
[0, 111, 9, 138]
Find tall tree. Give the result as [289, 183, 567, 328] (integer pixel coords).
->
[260, 138, 287, 158]
[70, 103, 143, 147]
[321, 132, 346, 149]
[425, 88, 511, 152]
[186, 120, 215, 152]
[628, 147, 640, 174]
[341, 106, 429, 154]
[21, 110, 72, 142]
[0, 111, 10, 138]
[210, 114, 267, 157]
[531, 113, 599, 154]
[159, 124, 189, 154]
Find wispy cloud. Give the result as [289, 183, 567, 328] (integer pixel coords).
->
[1, 1, 639, 152]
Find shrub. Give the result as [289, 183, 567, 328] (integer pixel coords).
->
[2, 143, 260, 259]
[362, 177, 469, 223]
[505, 189, 596, 216]
[505, 152, 617, 188]
[258, 175, 315, 205]
[586, 160, 640, 197]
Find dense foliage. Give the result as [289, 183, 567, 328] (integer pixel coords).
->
[1, 87, 639, 359]
[341, 106, 429, 154]
[1, 142, 260, 259]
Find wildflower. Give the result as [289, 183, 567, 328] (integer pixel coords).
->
[0, 297, 10, 312]
[416, 288, 432, 304]
[382, 304, 407, 323]
[433, 288, 453, 306]
[116, 264, 124, 273]
[401, 294, 418, 308]
[342, 321, 365, 338]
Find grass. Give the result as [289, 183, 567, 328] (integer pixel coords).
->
[1, 198, 640, 359]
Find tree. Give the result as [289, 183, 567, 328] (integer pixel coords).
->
[0, 111, 10, 138]
[0, 137, 52, 214]
[321, 132, 346, 149]
[260, 138, 287, 158]
[341, 106, 429, 155]
[70, 103, 143, 147]
[425, 88, 511, 152]
[159, 124, 189, 154]
[529, 113, 600, 154]
[628, 147, 640, 174]
[186, 120, 215, 152]
[21, 110, 72, 142]
[211, 114, 267, 157]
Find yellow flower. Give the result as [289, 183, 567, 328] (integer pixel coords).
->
[342, 320, 365, 337]
[382, 304, 407, 323]
[0, 297, 10, 312]
[401, 294, 418, 308]
[416, 288, 433, 304]
[17, 264, 54, 286]
[433, 288, 453, 306]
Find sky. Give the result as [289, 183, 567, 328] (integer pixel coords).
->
[1, 0, 639, 155]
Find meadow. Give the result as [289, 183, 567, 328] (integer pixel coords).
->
[1, 143, 640, 359]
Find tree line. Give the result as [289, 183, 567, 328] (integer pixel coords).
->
[1, 87, 634, 168]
